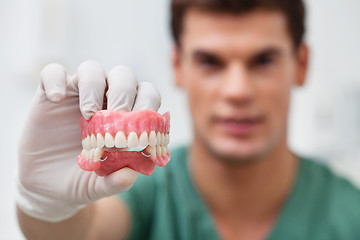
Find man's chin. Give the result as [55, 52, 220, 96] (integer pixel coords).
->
[206, 143, 268, 166]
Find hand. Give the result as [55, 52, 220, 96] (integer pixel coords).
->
[15, 60, 161, 222]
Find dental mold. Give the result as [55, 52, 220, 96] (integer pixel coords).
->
[77, 110, 171, 176]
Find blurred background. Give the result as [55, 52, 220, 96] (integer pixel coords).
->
[1, 0, 360, 239]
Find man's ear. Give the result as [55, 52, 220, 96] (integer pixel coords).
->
[172, 45, 184, 87]
[295, 42, 309, 86]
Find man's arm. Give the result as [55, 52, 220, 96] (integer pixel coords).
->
[17, 196, 131, 240]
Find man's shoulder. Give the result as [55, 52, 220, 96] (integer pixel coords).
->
[299, 157, 360, 235]
[270, 157, 360, 239]
[300, 157, 360, 199]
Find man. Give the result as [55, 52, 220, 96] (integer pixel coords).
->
[16, 0, 360, 239]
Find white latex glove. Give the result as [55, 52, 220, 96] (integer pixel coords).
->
[15, 60, 161, 222]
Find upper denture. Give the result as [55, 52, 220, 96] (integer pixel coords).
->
[80, 110, 170, 137]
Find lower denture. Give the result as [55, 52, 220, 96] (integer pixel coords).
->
[77, 110, 171, 176]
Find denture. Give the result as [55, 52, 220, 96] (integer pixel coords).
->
[77, 110, 170, 176]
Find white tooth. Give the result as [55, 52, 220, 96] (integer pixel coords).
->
[97, 133, 105, 148]
[115, 131, 127, 148]
[156, 146, 162, 156]
[82, 139, 85, 149]
[81, 149, 86, 157]
[85, 136, 91, 150]
[87, 149, 92, 160]
[93, 147, 103, 162]
[105, 133, 115, 148]
[156, 132, 161, 146]
[127, 132, 139, 148]
[161, 146, 167, 156]
[93, 147, 99, 160]
[91, 134, 97, 148]
[139, 132, 148, 147]
[165, 134, 170, 145]
[161, 133, 165, 145]
[146, 146, 156, 157]
[149, 131, 157, 147]
[84, 149, 90, 160]
[90, 149, 95, 161]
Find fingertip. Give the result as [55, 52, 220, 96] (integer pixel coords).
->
[81, 108, 94, 120]
[80, 101, 104, 120]
[106, 65, 138, 112]
[107, 65, 136, 80]
[132, 81, 161, 111]
[77, 60, 105, 77]
[76, 60, 107, 119]
[40, 63, 66, 80]
[40, 63, 67, 103]
[48, 92, 66, 103]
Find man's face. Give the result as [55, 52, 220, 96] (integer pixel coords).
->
[174, 8, 308, 163]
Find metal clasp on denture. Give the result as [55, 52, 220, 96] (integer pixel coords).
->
[118, 146, 148, 152]
[141, 152, 150, 158]
[100, 145, 150, 160]
[122, 145, 150, 158]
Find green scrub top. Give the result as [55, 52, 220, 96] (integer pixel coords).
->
[119, 146, 360, 240]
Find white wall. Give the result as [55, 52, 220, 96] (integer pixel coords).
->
[1, 0, 359, 238]
[291, 0, 360, 183]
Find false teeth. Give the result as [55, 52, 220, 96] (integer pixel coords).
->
[115, 131, 127, 148]
[139, 132, 148, 147]
[91, 134, 97, 148]
[77, 110, 171, 175]
[127, 132, 139, 148]
[105, 133, 115, 148]
[97, 133, 105, 148]
[149, 131, 157, 147]
[93, 148, 103, 162]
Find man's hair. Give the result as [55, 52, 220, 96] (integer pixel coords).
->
[170, 0, 305, 48]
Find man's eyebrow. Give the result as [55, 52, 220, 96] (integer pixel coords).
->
[193, 47, 282, 58]
[252, 47, 283, 59]
[192, 49, 223, 61]
[190, 47, 283, 64]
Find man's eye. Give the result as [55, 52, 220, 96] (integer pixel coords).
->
[253, 55, 274, 67]
[198, 56, 221, 68]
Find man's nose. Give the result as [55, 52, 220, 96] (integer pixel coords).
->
[219, 63, 254, 104]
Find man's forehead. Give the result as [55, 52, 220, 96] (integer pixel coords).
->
[179, 7, 292, 52]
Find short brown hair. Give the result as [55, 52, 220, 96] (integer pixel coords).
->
[171, 0, 305, 48]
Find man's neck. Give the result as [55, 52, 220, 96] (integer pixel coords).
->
[189, 139, 298, 239]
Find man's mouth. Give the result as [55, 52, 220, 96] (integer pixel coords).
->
[77, 110, 171, 176]
[214, 115, 264, 136]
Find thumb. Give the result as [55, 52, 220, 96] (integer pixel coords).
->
[94, 168, 138, 197]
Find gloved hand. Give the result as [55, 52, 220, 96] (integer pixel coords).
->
[15, 60, 161, 222]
